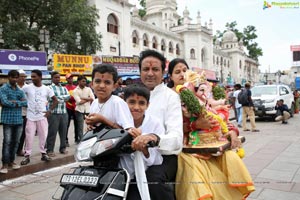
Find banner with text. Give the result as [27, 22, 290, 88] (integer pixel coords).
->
[92, 55, 140, 75]
[53, 54, 93, 75]
[0, 49, 47, 70]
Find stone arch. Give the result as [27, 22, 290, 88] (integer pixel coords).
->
[168, 41, 174, 53]
[190, 48, 195, 59]
[132, 30, 139, 45]
[143, 33, 149, 47]
[176, 44, 180, 55]
[107, 13, 118, 34]
[161, 39, 166, 51]
[152, 36, 158, 49]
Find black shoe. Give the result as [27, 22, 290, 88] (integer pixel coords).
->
[282, 121, 288, 124]
[41, 153, 52, 162]
[21, 156, 30, 165]
[60, 149, 68, 154]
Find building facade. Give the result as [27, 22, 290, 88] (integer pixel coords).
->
[89, 0, 259, 85]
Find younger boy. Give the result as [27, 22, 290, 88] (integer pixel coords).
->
[121, 84, 164, 177]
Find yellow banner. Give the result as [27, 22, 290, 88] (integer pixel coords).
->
[53, 54, 93, 75]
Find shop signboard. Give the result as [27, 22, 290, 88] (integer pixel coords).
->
[92, 55, 139, 75]
[191, 67, 217, 81]
[0, 49, 47, 70]
[53, 54, 93, 75]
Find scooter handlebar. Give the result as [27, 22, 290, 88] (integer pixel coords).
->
[122, 140, 157, 150]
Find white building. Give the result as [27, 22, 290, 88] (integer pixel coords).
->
[89, 0, 259, 85]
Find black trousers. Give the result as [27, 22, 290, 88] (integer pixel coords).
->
[126, 155, 178, 200]
[66, 108, 78, 143]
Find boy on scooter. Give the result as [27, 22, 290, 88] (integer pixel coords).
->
[85, 64, 134, 130]
[121, 84, 164, 175]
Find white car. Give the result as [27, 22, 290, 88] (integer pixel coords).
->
[251, 84, 295, 118]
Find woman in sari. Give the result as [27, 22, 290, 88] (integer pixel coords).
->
[167, 58, 255, 200]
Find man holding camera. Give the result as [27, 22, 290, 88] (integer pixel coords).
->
[275, 99, 290, 124]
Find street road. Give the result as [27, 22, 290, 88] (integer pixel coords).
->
[1, 114, 300, 200]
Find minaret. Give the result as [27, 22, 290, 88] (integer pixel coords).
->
[209, 18, 213, 30]
[196, 11, 201, 25]
[183, 7, 190, 24]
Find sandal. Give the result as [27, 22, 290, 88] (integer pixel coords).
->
[20, 156, 30, 165]
[252, 129, 260, 132]
[243, 129, 250, 131]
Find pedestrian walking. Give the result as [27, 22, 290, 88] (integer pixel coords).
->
[0, 70, 27, 174]
[233, 83, 243, 128]
[241, 82, 259, 132]
[46, 71, 70, 157]
[20, 70, 58, 165]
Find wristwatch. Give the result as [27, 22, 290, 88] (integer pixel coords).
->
[153, 134, 161, 146]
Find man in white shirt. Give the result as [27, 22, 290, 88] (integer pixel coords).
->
[233, 84, 243, 127]
[128, 50, 183, 200]
[21, 70, 58, 165]
[73, 75, 94, 143]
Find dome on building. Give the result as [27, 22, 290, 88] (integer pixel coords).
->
[183, 6, 189, 17]
[222, 29, 238, 43]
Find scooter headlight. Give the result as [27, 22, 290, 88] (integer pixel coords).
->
[75, 137, 97, 161]
[90, 138, 120, 158]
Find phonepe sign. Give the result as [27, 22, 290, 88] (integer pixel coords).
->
[0, 49, 47, 70]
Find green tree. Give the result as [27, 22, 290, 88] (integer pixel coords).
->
[138, 0, 146, 18]
[214, 21, 263, 61]
[0, 0, 101, 54]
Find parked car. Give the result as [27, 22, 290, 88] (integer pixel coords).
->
[251, 84, 295, 119]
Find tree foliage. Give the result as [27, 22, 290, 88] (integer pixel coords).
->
[138, 0, 146, 18]
[0, 0, 101, 54]
[214, 21, 263, 61]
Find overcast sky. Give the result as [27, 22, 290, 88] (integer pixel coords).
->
[129, 0, 300, 73]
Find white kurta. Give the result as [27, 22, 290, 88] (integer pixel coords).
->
[146, 83, 183, 155]
[118, 114, 164, 178]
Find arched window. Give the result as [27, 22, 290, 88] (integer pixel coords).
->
[107, 14, 118, 34]
[152, 36, 157, 49]
[176, 44, 180, 55]
[216, 57, 219, 65]
[132, 30, 139, 44]
[143, 34, 149, 47]
[201, 49, 205, 62]
[239, 60, 242, 69]
[220, 57, 223, 66]
[224, 59, 226, 66]
[161, 39, 166, 51]
[190, 49, 195, 59]
[169, 42, 173, 53]
[228, 60, 230, 68]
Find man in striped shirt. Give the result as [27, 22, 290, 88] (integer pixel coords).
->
[0, 70, 27, 173]
[46, 71, 70, 156]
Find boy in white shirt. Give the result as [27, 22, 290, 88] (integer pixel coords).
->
[85, 64, 133, 129]
[120, 84, 164, 178]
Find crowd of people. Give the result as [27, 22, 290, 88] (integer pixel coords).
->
[0, 49, 258, 199]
